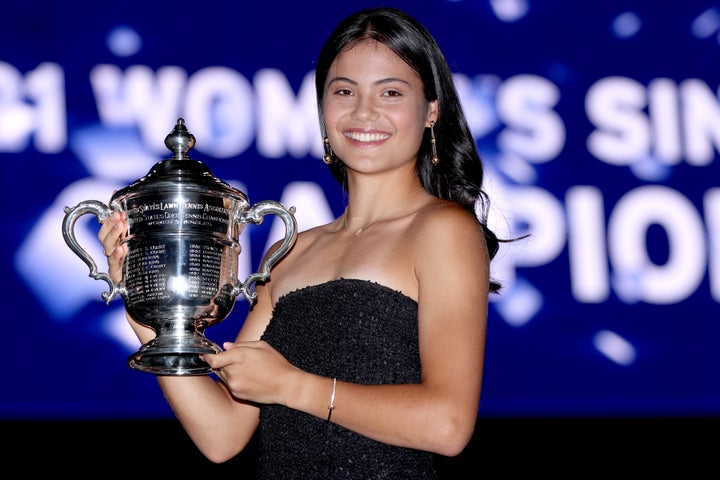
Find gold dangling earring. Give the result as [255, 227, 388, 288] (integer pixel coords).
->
[430, 121, 439, 165]
[322, 122, 333, 165]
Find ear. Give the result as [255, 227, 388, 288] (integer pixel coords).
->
[426, 100, 439, 126]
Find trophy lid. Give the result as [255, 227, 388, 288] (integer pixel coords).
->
[110, 118, 248, 204]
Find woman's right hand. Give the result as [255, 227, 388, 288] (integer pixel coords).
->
[98, 210, 128, 284]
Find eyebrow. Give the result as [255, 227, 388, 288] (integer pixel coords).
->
[327, 76, 413, 88]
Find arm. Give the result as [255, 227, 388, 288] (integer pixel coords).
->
[322, 204, 488, 455]
[98, 211, 269, 464]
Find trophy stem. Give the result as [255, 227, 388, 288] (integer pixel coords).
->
[128, 324, 221, 376]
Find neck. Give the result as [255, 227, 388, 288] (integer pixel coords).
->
[343, 186, 424, 236]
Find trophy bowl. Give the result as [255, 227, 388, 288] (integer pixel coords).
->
[62, 118, 297, 375]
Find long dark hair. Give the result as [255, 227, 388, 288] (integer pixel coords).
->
[315, 7, 504, 292]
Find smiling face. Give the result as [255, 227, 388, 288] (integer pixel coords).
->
[322, 39, 438, 177]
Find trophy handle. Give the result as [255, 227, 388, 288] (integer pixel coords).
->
[237, 200, 298, 303]
[62, 199, 122, 304]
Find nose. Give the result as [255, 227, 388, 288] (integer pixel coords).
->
[351, 94, 378, 121]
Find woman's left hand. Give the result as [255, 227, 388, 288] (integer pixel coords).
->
[203, 340, 297, 405]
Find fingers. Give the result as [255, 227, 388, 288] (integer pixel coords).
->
[98, 211, 126, 256]
[98, 211, 127, 283]
[203, 342, 253, 371]
[202, 352, 231, 372]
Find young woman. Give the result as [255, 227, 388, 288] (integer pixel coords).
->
[99, 7, 503, 479]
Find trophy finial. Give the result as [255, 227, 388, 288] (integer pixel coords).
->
[164, 118, 196, 160]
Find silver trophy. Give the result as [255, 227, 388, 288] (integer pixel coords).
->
[62, 118, 297, 375]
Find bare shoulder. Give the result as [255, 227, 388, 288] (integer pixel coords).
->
[410, 200, 490, 303]
[261, 218, 340, 279]
[256, 218, 341, 304]
[265, 219, 335, 257]
[411, 199, 486, 245]
[408, 199, 490, 280]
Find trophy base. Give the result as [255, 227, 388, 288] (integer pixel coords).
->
[128, 334, 221, 376]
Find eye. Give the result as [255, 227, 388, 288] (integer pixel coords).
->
[382, 89, 403, 97]
[333, 88, 353, 96]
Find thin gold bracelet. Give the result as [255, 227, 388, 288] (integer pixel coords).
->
[327, 377, 337, 422]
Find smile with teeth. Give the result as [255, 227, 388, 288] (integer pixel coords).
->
[344, 131, 390, 142]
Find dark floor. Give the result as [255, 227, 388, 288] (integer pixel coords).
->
[3, 417, 714, 476]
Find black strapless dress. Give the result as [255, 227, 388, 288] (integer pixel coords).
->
[258, 278, 437, 479]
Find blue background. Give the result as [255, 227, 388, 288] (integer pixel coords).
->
[2, 0, 719, 425]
